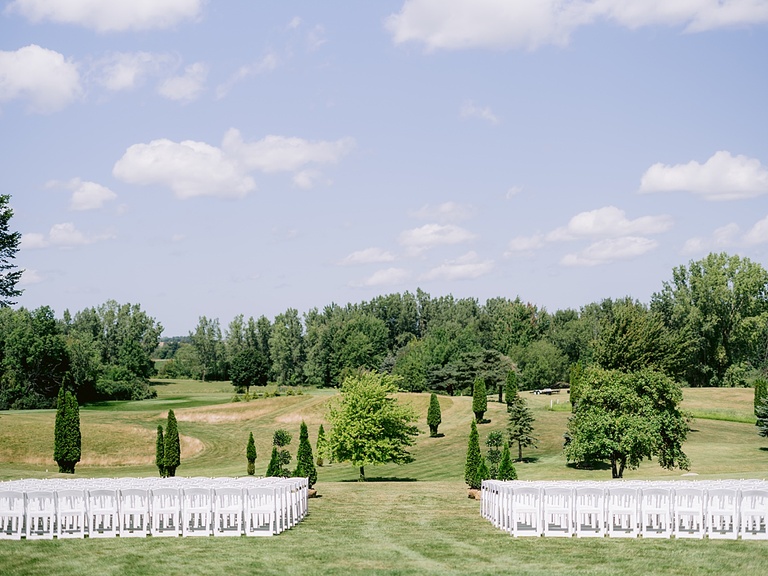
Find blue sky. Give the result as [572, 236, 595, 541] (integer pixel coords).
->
[2, 1, 768, 336]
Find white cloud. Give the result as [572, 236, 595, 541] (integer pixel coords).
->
[639, 151, 768, 201]
[93, 52, 172, 91]
[421, 251, 493, 281]
[0, 44, 81, 113]
[562, 236, 658, 266]
[546, 206, 672, 241]
[64, 178, 117, 210]
[292, 170, 325, 190]
[504, 234, 545, 256]
[287, 16, 302, 30]
[682, 236, 707, 255]
[398, 223, 475, 253]
[460, 101, 499, 124]
[19, 269, 44, 285]
[506, 186, 522, 199]
[339, 248, 396, 266]
[307, 24, 328, 51]
[353, 267, 410, 287]
[6, 0, 203, 32]
[386, 0, 768, 51]
[114, 129, 355, 199]
[158, 62, 207, 102]
[215, 53, 279, 99]
[744, 215, 768, 245]
[410, 201, 475, 222]
[22, 222, 115, 249]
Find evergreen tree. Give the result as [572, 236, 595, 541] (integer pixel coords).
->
[485, 430, 503, 479]
[497, 442, 517, 481]
[755, 378, 768, 416]
[266, 446, 281, 477]
[164, 409, 181, 477]
[472, 377, 488, 422]
[155, 425, 166, 477]
[507, 395, 537, 461]
[316, 424, 327, 466]
[272, 429, 292, 476]
[293, 421, 317, 488]
[504, 370, 518, 409]
[0, 194, 23, 307]
[246, 431, 257, 476]
[53, 385, 81, 474]
[569, 361, 585, 411]
[427, 392, 442, 437]
[757, 396, 768, 439]
[477, 457, 490, 487]
[464, 419, 482, 489]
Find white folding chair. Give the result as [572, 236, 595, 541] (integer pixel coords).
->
[0, 490, 25, 540]
[706, 488, 739, 540]
[57, 489, 87, 539]
[182, 487, 213, 537]
[244, 486, 276, 536]
[740, 489, 768, 540]
[607, 487, 639, 538]
[213, 487, 243, 537]
[511, 485, 542, 537]
[542, 486, 574, 537]
[574, 486, 606, 538]
[673, 487, 705, 539]
[87, 489, 120, 538]
[119, 488, 150, 538]
[151, 487, 181, 537]
[25, 491, 56, 540]
[639, 487, 673, 539]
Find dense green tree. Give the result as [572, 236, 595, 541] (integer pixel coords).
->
[164, 409, 181, 477]
[272, 429, 293, 476]
[755, 378, 768, 416]
[507, 395, 537, 461]
[504, 370, 518, 409]
[190, 316, 225, 381]
[316, 423, 328, 466]
[427, 392, 442, 437]
[652, 253, 768, 386]
[246, 431, 257, 476]
[757, 396, 768, 439]
[565, 367, 690, 478]
[294, 421, 317, 488]
[497, 443, 517, 481]
[53, 384, 81, 474]
[512, 339, 568, 391]
[230, 348, 269, 394]
[155, 425, 166, 477]
[479, 297, 547, 354]
[0, 194, 22, 307]
[266, 447, 281, 477]
[326, 372, 419, 481]
[472, 377, 487, 422]
[270, 308, 305, 385]
[569, 361, 585, 411]
[486, 430, 503, 479]
[464, 419, 482, 489]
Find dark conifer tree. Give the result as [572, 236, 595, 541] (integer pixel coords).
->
[293, 421, 317, 488]
[427, 392, 442, 437]
[155, 425, 166, 477]
[164, 409, 181, 477]
[247, 431, 257, 476]
[472, 377, 487, 422]
[464, 419, 482, 489]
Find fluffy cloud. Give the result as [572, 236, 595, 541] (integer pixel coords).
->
[399, 223, 475, 253]
[0, 45, 81, 113]
[59, 178, 117, 210]
[339, 248, 396, 266]
[353, 267, 410, 287]
[6, 0, 203, 32]
[562, 236, 658, 266]
[113, 129, 355, 199]
[158, 62, 207, 102]
[504, 234, 545, 255]
[409, 201, 476, 222]
[21, 222, 114, 249]
[93, 52, 172, 91]
[744, 215, 768, 245]
[19, 269, 44, 285]
[639, 151, 768, 201]
[547, 206, 672, 241]
[421, 251, 493, 281]
[386, 0, 768, 51]
[460, 101, 499, 124]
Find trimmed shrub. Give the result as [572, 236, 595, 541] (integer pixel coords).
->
[464, 419, 482, 489]
[427, 393, 442, 437]
[316, 424, 327, 467]
[293, 421, 317, 488]
[246, 432, 257, 476]
[53, 385, 81, 474]
[155, 425, 166, 477]
[164, 409, 181, 477]
[497, 442, 517, 480]
[472, 377, 487, 422]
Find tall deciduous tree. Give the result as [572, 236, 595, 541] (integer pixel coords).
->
[190, 316, 224, 381]
[565, 367, 690, 478]
[472, 377, 487, 422]
[294, 421, 317, 488]
[326, 372, 419, 481]
[0, 195, 22, 307]
[270, 308, 305, 385]
[246, 431, 257, 476]
[427, 392, 442, 437]
[164, 409, 181, 477]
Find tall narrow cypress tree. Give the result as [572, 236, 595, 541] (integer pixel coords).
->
[164, 409, 181, 477]
[465, 419, 482, 489]
[54, 386, 81, 474]
[497, 442, 517, 480]
[294, 421, 317, 488]
[155, 425, 166, 477]
[472, 377, 487, 422]
[504, 371, 519, 409]
[316, 424, 327, 467]
[53, 387, 66, 471]
[266, 446, 281, 477]
[427, 393, 442, 437]
[246, 432, 257, 476]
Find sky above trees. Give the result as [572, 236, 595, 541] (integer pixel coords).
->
[3, 1, 767, 335]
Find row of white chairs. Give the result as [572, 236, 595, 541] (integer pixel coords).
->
[481, 480, 768, 539]
[0, 476, 308, 539]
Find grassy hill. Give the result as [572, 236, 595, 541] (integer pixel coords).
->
[1, 381, 767, 575]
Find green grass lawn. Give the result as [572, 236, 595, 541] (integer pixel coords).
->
[1, 382, 767, 575]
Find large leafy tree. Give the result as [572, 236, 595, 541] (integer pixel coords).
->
[565, 367, 690, 478]
[270, 308, 305, 385]
[326, 371, 419, 481]
[190, 316, 224, 381]
[0, 195, 22, 306]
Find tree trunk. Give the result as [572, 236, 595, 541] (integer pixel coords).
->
[359, 465, 365, 482]
[518, 441, 523, 462]
[498, 385, 503, 403]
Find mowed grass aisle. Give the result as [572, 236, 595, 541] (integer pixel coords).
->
[1, 381, 768, 575]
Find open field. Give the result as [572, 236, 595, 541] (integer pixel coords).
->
[1, 382, 767, 575]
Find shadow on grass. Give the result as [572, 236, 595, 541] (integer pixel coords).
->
[516, 456, 540, 464]
[429, 433, 446, 438]
[760, 447, 768, 452]
[341, 477, 418, 483]
[566, 460, 612, 471]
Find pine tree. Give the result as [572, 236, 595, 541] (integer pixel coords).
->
[266, 446, 281, 477]
[464, 419, 482, 489]
[472, 377, 487, 422]
[293, 421, 317, 488]
[427, 392, 442, 437]
[155, 425, 166, 477]
[497, 442, 517, 480]
[757, 396, 768, 439]
[316, 424, 327, 466]
[754, 378, 768, 416]
[477, 457, 490, 487]
[164, 409, 181, 477]
[246, 431, 257, 476]
[53, 387, 66, 471]
[54, 385, 81, 474]
[504, 370, 519, 409]
[508, 395, 537, 461]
